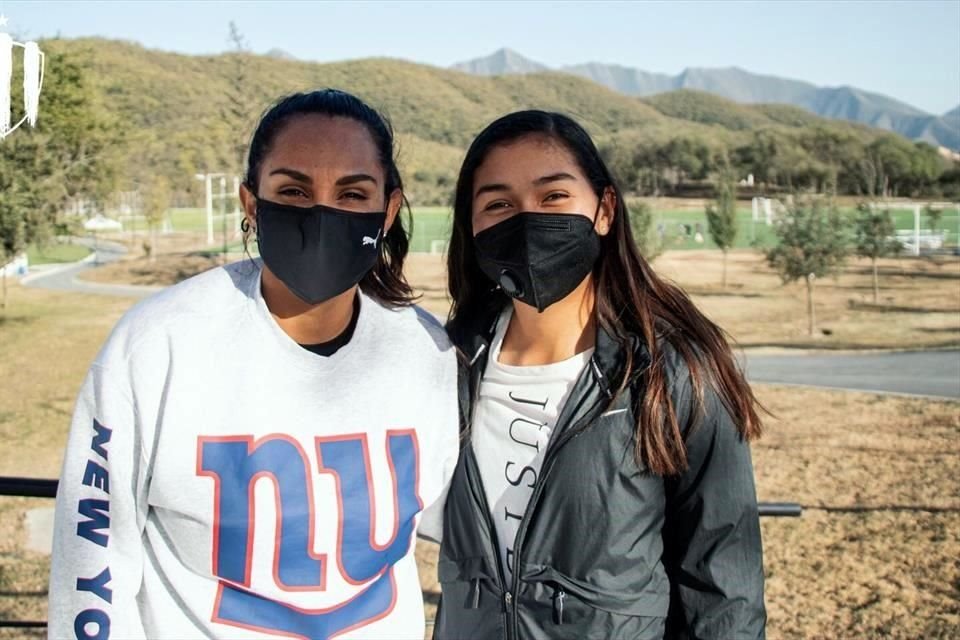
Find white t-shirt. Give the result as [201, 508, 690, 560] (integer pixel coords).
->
[48, 260, 459, 640]
[471, 308, 593, 580]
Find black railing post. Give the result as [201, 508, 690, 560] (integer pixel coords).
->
[0, 477, 58, 498]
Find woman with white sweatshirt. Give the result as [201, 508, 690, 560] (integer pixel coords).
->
[48, 89, 459, 640]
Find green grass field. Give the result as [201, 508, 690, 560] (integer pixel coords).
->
[26, 243, 91, 265]
[123, 204, 960, 255]
[402, 206, 960, 253]
[641, 205, 960, 252]
[405, 206, 452, 253]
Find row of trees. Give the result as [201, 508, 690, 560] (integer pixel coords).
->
[602, 128, 959, 200]
[765, 200, 912, 337]
[647, 173, 915, 336]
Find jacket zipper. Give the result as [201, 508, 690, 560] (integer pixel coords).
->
[463, 444, 512, 630]
[465, 322, 613, 639]
[507, 355, 610, 639]
[462, 337, 512, 633]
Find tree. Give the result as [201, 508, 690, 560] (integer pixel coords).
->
[0, 47, 121, 310]
[633, 142, 666, 196]
[221, 22, 256, 175]
[705, 170, 738, 287]
[863, 135, 913, 198]
[141, 176, 171, 262]
[734, 129, 781, 190]
[923, 204, 943, 238]
[658, 137, 712, 191]
[600, 143, 638, 194]
[629, 201, 663, 261]
[853, 203, 901, 303]
[0, 184, 28, 311]
[765, 199, 849, 336]
[799, 127, 861, 196]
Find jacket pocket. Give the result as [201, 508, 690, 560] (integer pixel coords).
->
[437, 556, 497, 610]
[515, 565, 667, 639]
[434, 557, 506, 640]
[519, 563, 669, 618]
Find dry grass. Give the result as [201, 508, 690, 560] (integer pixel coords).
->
[0, 285, 132, 478]
[753, 388, 959, 639]
[659, 250, 960, 350]
[1, 256, 958, 638]
[78, 252, 225, 287]
[76, 249, 959, 350]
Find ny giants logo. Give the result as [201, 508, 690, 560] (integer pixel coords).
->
[196, 430, 421, 639]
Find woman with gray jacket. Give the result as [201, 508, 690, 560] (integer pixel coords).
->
[435, 110, 766, 639]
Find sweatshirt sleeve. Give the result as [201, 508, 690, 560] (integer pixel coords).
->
[661, 357, 767, 640]
[48, 361, 149, 639]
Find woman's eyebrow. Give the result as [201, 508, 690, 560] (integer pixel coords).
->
[265, 170, 378, 187]
[268, 167, 312, 183]
[335, 173, 378, 187]
[474, 182, 510, 198]
[534, 172, 577, 185]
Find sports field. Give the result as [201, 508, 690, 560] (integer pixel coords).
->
[119, 202, 960, 256]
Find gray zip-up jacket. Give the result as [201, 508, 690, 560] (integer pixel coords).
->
[434, 305, 766, 640]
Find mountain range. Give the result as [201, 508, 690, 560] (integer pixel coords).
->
[452, 48, 960, 150]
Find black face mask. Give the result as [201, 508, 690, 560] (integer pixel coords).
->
[473, 212, 601, 313]
[255, 198, 386, 305]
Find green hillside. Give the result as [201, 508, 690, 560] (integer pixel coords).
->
[24, 39, 954, 205]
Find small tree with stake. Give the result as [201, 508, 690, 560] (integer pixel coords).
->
[853, 203, 901, 304]
[766, 198, 849, 337]
[706, 170, 738, 288]
[140, 175, 171, 263]
[923, 204, 943, 239]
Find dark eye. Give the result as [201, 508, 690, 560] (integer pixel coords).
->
[483, 200, 511, 212]
[341, 191, 369, 201]
[544, 192, 569, 202]
[278, 187, 308, 198]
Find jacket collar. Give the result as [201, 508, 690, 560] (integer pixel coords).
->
[450, 302, 651, 394]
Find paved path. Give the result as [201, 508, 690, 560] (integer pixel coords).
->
[744, 349, 960, 400]
[22, 240, 160, 298]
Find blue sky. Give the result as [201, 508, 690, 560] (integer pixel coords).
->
[1, 0, 958, 114]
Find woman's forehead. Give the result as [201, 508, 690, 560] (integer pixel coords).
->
[475, 135, 583, 185]
[264, 114, 382, 175]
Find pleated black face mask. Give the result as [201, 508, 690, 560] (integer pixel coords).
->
[473, 212, 602, 313]
[255, 198, 386, 305]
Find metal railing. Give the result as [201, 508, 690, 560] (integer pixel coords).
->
[0, 476, 802, 629]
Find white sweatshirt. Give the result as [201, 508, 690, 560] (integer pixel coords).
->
[48, 260, 459, 640]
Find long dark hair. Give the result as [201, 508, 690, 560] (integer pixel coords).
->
[447, 110, 762, 475]
[244, 89, 415, 307]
